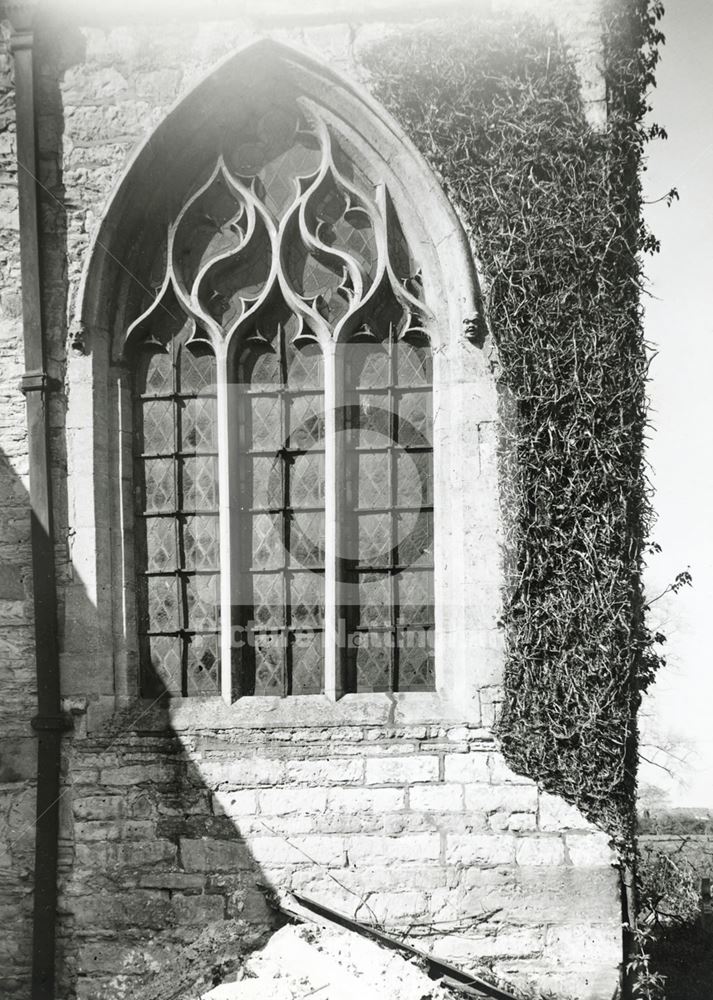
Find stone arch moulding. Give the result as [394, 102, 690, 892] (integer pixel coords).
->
[67, 38, 503, 725]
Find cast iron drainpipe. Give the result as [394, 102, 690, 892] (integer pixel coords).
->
[10, 12, 68, 1000]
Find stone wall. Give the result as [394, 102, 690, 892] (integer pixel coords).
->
[0, 3, 625, 999]
[59, 719, 620, 1000]
[0, 21, 37, 998]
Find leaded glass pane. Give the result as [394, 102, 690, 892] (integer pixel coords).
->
[358, 453, 390, 509]
[355, 640, 391, 693]
[343, 327, 434, 693]
[146, 575, 179, 631]
[290, 572, 324, 627]
[143, 458, 175, 513]
[185, 573, 220, 630]
[287, 343, 322, 389]
[134, 337, 220, 698]
[398, 390, 432, 446]
[146, 635, 182, 694]
[253, 632, 285, 695]
[183, 515, 219, 569]
[290, 511, 325, 568]
[357, 513, 391, 568]
[142, 400, 175, 455]
[291, 632, 323, 695]
[251, 395, 282, 450]
[179, 347, 215, 394]
[358, 573, 391, 626]
[291, 452, 324, 508]
[181, 396, 216, 451]
[145, 517, 176, 572]
[397, 570, 433, 624]
[251, 455, 283, 509]
[398, 630, 434, 692]
[288, 394, 324, 449]
[397, 511, 433, 566]
[252, 514, 285, 570]
[396, 450, 433, 507]
[186, 633, 221, 695]
[181, 456, 218, 510]
[252, 573, 285, 627]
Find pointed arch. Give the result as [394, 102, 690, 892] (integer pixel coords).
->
[68, 38, 502, 715]
[74, 38, 482, 359]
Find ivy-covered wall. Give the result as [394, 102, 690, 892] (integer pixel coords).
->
[362, 1, 663, 844]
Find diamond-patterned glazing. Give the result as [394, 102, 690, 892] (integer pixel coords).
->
[398, 631, 434, 692]
[180, 347, 215, 394]
[185, 573, 220, 631]
[357, 453, 390, 509]
[290, 571, 324, 627]
[290, 452, 324, 508]
[353, 396, 391, 448]
[183, 515, 219, 570]
[291, 632, 323, 695]
[396, 570, 433, 624]
[396, 450, 432, 507]
[357, 513, 392, 568]
[253, 632, 285, 695]
[355, 640, 391, 693]
[142, 399, 175, 455]
[251, 395, 282, 451]
[145, 517, 176, 572]
[396, 342, 431, 386]
[146, 575, 178, 631]
[181, 456, 218, 511]
[397, 511, 433, 567]
[250, 348, 281, 386]
[398, 390, 432, 447]
[252, 513, 285, 570]
[358, 573, 391, 626]
[146, 635, 182, 695]
[143, 458, 175, 513]
[144, 352, 173, 395]
[181, 396, 216, 451]
[287, 343, 322, 389]
[186, 633, 221, 695]
[252, 572, 285, 627]
[251, 455, 283, 509]
[290, 512, 325, 568]
[288, 394, 324, 449]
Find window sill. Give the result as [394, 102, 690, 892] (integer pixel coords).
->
[112, 691, 482, 733]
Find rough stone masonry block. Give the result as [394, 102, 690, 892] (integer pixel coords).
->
[326, 786, 405, 813]
[446, 833, 516, 866]
[365, 755, 439, 785]
[515, 835, 567, 867]
[565, 832, 615, 867]
[409, 782, 464, 812]
[180, 837, 253, 873]
[247, 834, 346, 867]
[258, 787, 329, 815]
[444, 752, 490, 783]
[347, 832, 441, 865]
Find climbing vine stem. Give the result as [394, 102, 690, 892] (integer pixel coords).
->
[361, 1, 666, 855]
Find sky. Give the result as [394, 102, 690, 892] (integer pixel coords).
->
[638, 0, 713, 808]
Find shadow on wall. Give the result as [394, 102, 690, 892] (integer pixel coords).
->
[0, 451, 40, 1000]
[0, 447, 281, 1000]
[59, 693, 280, 1000]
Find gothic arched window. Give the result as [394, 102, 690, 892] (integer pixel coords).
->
[128, 101, 435, 700]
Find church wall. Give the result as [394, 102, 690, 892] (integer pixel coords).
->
[1, 3, 623, 998]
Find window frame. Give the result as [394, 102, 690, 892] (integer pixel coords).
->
[69, 41, 500, 724]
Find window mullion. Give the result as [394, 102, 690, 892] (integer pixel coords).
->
[215, 342, 235, 704]
[323, 338, 340, 700]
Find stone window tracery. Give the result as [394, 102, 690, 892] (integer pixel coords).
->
[127, 99, 435, 700]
